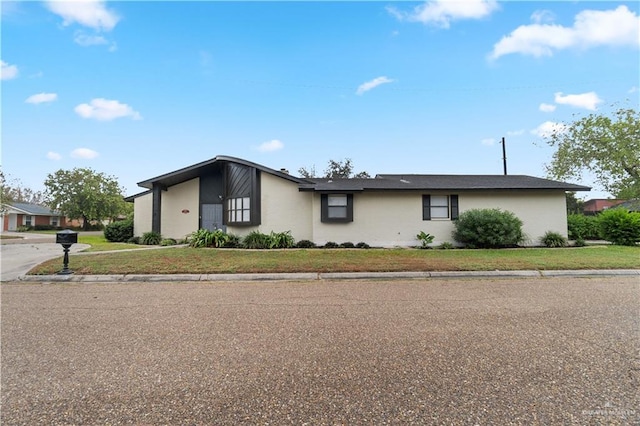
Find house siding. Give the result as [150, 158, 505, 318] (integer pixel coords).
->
[227, 172, 313, 240]
[133, 192, 153, 237]
[309, 190, 568, 247]
[160, 178, 200, 239]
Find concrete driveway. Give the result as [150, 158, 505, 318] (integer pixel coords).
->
[0, 232, 90, 280]
[2, 277, 638, 424]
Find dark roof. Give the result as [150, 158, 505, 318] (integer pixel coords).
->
[137, 155, 309, 190]
[5, 202, 60, 215]
[299, 174, 591, 192]
[614, 199, 640, 211]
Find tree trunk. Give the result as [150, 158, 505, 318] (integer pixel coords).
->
[83, 215, 89, 231]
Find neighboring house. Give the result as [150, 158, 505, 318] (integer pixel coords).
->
[613, 199, 640, 212]
[583, 199, 625, 215]
[126, 155, 591, 247]
[1, 202, 67, 231]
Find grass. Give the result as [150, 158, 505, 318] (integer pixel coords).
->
[29, 245, 639, 275]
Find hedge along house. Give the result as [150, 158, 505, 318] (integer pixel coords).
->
[127, 155, 590, 247]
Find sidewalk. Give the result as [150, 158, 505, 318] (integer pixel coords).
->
[17, 269, 640, 282]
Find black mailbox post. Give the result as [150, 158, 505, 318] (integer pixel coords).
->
[56, 229, 78, 275]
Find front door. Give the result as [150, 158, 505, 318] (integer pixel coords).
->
[201, 204, 225, 232]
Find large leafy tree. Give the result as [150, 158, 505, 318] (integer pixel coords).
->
[1, 167, 46, 205]
[44, 168, 127, 230]
[545, 107, 640, 199]
[299, 158, 370, 179]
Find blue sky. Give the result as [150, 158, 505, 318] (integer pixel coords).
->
[2, 1, 639, 199]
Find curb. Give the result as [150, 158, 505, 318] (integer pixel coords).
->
[16, 269, 640, 283]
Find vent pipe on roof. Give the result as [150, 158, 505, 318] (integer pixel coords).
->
[500, 137, 508, 175]
[280, 168, 289, 174]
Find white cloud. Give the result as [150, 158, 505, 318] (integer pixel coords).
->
[47, 151, 62, 161]
[356, 76, 394, 95]
[45, 0, 119, 31]
[388, 0, 499, 28]
[1, 60, 18, 80]
[554, 91, 602, 111]
[26, 92, 58, 104]
[629, 86, 638, 94]
[490, 5, 640, 59]
[531, 121, 567, 139]
[481, 138, 495, 146]
[539, 103, 556, 112]
[257, 139, 284, 152]
[74, 98, 142, 121]
[530, 10, 555, 25]
[74, 31, 107, 46]
[506, 129, 525, 136]
[70, 148, 99, 159]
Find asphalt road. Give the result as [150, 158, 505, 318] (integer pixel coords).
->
[2, 277, 638, 425]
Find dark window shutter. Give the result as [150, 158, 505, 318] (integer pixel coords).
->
[346, 194, 354, 222]
[321, 194, 328, 222]
[450, 194, 459, 220]
[422, 195, 431, 220]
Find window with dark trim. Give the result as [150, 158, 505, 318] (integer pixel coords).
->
[423, 195, 458, 220]
[227, 196, 251, 224]
[321, 194, 353, 223]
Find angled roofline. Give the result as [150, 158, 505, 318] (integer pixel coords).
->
[2, 202, 60, 216]
[136, 155, 312, 190]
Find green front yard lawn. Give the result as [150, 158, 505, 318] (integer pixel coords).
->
[29, 245, 639, 275]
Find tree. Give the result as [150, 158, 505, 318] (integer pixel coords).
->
[565, 192, 585, 215]
[545, 107, 640, 199]
[298, 158, 370, 179]
[1, 167, 46, 206]
[44, 168, 127, 230]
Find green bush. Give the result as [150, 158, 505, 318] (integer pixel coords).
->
[598, 208, 640, 246]
[573, 237, 586, 247]
[567, 214, 600, 240]
[34, 224, 55, 231]
[127, 236, 140, 244]
[223, 233, 242, 248]
[269, 231, 295, 249]
[452, 208, 524, 248]
[17, 225, 31, 232]
[141, 231, 162, 245]
[104, 219, 133, 242]
[416, 231, 435, 249]
[323, 241, 339, 249]
[340, 242, 355, 248]
[188, 229, 230, 248]
[242, 231, 272, 249]
[540, 231, 567, 248]
[296, 239, 317, 248]
[160, 238, 177, 246]
[438, 242, 455, 250]
[356, 242, 370, 249]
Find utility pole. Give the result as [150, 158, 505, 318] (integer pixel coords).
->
[500, 137, 507, 175]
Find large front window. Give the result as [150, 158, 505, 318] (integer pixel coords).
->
[227, 197, 251, 224]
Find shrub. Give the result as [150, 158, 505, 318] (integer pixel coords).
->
[567, 214, 600, 240]
[573, 237, 586, 247]
[160, 238, 177, 246]
[438, 242, 454, 250]
[323, 241, 339, 249]
[452, 208, 524, 248]
[223, 233, 242, 248]
[17, 225, 31, 232]
[296, 239, 317, 249]
[540, 231, 567, 248]
[356, 242, 370, 249]
[127, 236, 140, 244]
[189, 229, 229, 248]
[270, 231, 295, 249]
[34, 224, 55, 231]
[598, 208, 640, 246]
[416, 231, 435, 249]
[242, 231, 272, 249]
[141, 231, 162, 245]
[340, 242, 355, 248]
[104, 219, 134, 242]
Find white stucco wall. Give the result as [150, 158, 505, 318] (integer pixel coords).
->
[132, 192, 153, 237]
[227, 172, 313, 241]
[310, 190, 568, 247]
[161, 178, 200, 239]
